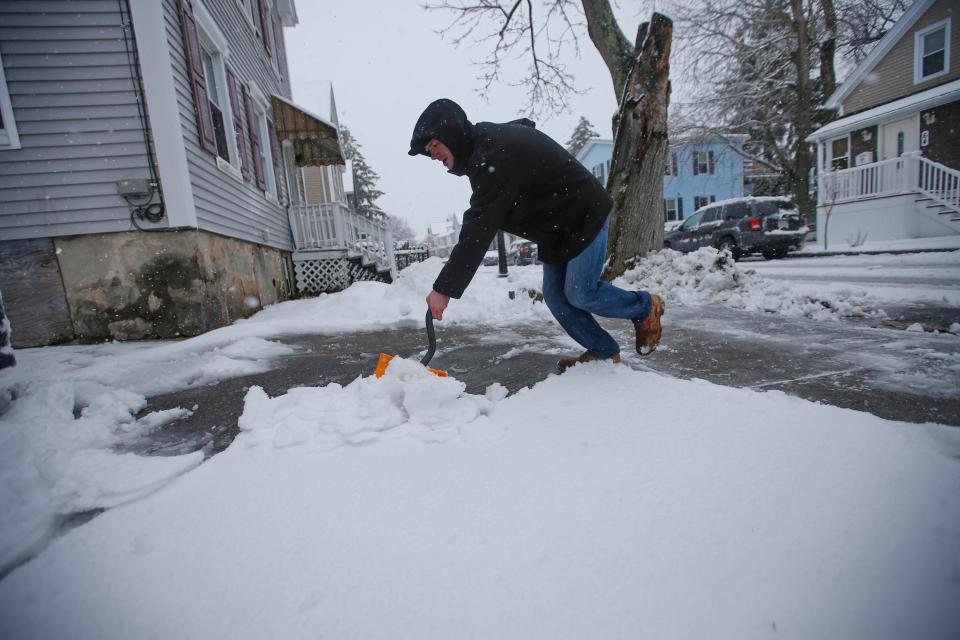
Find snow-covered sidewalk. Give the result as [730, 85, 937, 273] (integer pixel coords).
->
[1, 253, 958, 639]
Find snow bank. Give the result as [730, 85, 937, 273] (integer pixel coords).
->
[617, 247, 884, 319]
[0, 382, 201, 575]
[1, 363, 957, 639]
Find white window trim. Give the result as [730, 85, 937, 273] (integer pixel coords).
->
[216, 155, 244, 182]
[664, 198, 680, 221]
[254, 104, 277, 199]
[0, 51, 22, 150]
[693, 150, 714, 175]
[914, 18, 951, 84]
[234, 0, 259, 32]
[195, 1, 230, 53]
[827, 134, 850, 170]
[246, 86, 279, 202]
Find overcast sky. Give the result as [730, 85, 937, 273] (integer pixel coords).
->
[284, 1, 648, 238]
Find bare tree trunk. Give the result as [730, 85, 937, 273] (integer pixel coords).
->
[788, 0, 815, 219]
[602, 13, 672, 280]
[818, 0, 838, 103]
[581, 0, 634, 107]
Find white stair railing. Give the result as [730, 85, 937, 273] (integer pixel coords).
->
[916, 153, 960, 211]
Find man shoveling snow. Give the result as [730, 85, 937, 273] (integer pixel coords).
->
[408, 98, 664, 372]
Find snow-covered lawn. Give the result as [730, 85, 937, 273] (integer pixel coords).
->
[1, 253, 958, 639]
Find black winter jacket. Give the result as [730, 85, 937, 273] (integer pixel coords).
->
[408, 99, 612, 299]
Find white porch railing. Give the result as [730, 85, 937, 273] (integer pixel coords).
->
[819, 152, 960, 212]
[288, 202, 395, 277]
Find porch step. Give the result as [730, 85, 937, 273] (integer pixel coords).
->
[914, 194, 960, 233]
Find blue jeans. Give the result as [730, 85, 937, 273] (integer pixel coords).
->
[542, 220, 652, 359]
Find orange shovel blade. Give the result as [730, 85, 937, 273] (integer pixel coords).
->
[374, 352, 448, 378]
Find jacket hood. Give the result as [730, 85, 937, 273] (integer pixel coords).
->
[407, 99, 474, 176]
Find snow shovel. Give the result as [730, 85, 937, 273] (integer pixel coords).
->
[374, 309, 448, 378]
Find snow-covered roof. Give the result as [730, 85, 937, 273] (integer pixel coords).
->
[825, 0, 935, 113]
[808, 78, 960, 142]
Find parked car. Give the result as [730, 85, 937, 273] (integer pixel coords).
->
[663, 196, 808, 260]
[510, 240, 538, 266]
[482, 250, 500, 266]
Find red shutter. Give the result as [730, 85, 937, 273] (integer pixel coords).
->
[257, 0, 271, 55]
[244, 86, 266, 190]
[226, 68, 251, 181]
[267, 119, 283, 200]
[178, 0, 217, 155]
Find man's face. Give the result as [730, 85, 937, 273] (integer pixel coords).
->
[425, 139, 454, 170]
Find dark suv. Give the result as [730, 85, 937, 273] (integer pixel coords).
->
[663, 197, 808, 260]
[510, 240, 538, 266]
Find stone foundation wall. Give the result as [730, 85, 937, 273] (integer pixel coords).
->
[10, 229, 294, 344]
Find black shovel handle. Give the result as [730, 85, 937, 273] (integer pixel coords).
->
[421, 308, 438, 366]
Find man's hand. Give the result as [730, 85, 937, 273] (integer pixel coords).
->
[426, 290, 450, 321]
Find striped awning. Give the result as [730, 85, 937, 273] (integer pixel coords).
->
[271, 95, 344, 167]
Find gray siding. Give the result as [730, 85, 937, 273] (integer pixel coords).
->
[843, 0, 960, 115]
[0, 0, 156, 240]
[164, 0, 294, 251]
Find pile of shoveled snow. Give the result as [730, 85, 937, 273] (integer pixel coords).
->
[616, 248, 885, 320]
[238, 357, 506, 450]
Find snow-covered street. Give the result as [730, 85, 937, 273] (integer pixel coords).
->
[1, 250, 959, 639]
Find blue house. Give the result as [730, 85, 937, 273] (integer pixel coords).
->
[576, 135, 746, 222]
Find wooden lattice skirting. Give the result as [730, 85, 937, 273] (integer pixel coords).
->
[293, 255, 392, 295]
[294, 257, 352, 295]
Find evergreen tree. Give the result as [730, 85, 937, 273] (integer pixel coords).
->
[566, 116, 600, 157]
[338, 125, 385, 220]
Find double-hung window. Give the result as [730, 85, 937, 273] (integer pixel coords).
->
[693, 150, 715, 175]
[253, 103, 277, 198]
[200, 45, 231, 162]
[0, 51, 20, 150]
[829, 136, 849, 170]
[915, 19, 950, 83]
[189, 1, 242, 177]
[664, 151, 678, 176]
[664, 197, 683, 221]
[694, 195, 715, 211]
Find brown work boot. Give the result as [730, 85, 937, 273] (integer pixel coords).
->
[634, 294, 665, 356]
[557, 352, 621, 374]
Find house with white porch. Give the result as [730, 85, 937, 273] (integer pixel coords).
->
[283, 82, 395, 294]
[807, 0, 959, 247]
[0, 0, 392, 347]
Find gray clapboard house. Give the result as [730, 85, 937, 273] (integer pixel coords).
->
[0, 0, 392, 348]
